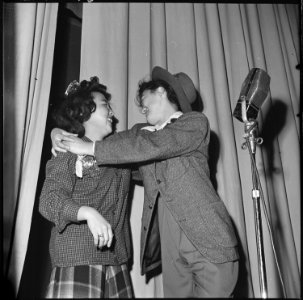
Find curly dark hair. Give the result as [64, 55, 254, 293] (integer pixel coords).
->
[52, 76, 111, 137]
[135, 79, 180, 111]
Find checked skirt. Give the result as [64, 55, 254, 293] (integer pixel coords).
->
[45, 264, 133, 298]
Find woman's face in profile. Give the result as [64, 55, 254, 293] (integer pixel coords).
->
[86, 91, 114, 138]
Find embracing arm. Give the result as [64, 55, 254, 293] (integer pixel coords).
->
[50, 112, 210, 166]
[93, 112, 210, 165]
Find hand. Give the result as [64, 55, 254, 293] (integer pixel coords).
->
[62, 137, 94, 156]
[78, 206, 114, 248]
[51, 128, 78, 157]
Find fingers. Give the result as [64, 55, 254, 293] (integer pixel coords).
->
[62, 131, 78, 137]
[52, 137, 69, 153]
[51, 147, 57, 157]
[60, 136, 76, 142]
[61, 141, 71, 150]
[57, 138, 70, 149]
[94, 233, 107, 248]
[97, 234, 106, 248]
[96, 226, 114, 249]
[107, 229, 114, 248]
[86, 210, 114, 250]
[94, 234, 99, 247]
[51, 145, 68, 156]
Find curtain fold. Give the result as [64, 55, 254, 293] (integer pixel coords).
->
[3, 3, 58, 295]
[80, 3, 300, 298]
[80, 3, 130, 130]
[150, 3, 167, 68]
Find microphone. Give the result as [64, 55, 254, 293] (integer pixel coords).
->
[233, 68, 270, 123]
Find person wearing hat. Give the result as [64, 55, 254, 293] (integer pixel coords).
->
[50, 66, 240, 297]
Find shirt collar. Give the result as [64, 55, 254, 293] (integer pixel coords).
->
[141, 111, 183, 132]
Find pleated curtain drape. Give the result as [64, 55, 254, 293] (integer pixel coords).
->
[80, 3, 300, 298]
[4, 2, 300, 298]
[3, 2, 58, 296]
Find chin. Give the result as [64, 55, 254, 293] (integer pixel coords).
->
[146, 116, 153, 124]
[106, 126, 113, 135]
[105, 121, 112, 128]
[147, 119, 157, 126]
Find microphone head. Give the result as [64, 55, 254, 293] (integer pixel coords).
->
[233, 68, 270, 122]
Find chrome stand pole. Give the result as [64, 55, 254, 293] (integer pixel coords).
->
[242, 121, 268, 298]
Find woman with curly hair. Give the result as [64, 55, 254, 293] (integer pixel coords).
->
[39, 77, 133, 298]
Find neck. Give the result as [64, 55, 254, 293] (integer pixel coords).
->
[84, 127, 106, 142]
[158, 107, 178, 126]
[84, 133, 104, 142]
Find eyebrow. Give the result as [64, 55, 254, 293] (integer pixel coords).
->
[98, 96, 107, 102]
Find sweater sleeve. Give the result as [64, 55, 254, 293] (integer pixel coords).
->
[94, 112, 210, 165]
[39, 152, 81, 233]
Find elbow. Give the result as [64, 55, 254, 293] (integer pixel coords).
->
[38, 200, 48, 220]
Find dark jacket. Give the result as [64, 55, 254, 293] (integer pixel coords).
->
[94, 111, 239, 274]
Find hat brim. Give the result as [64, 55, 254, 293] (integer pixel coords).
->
[152, 66, 192, 113]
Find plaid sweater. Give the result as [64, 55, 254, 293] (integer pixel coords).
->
[39, 138, 131, 268]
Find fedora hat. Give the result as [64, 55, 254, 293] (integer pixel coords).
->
[152, 66, 197, 113]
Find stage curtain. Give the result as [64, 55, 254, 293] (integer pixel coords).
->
[80, 3, 300, 298]
[3, 3, 58, 296]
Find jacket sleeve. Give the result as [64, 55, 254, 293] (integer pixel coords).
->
[39, 152, 81, 233]
[94, 112, 209, 165]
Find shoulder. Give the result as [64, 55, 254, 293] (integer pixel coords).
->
[51, 150, 77, 162]
[46, 151, 77, 171]
[180, 111, 208, 121]
[120, 123, 150, 135]
[177, 111, 209, 129]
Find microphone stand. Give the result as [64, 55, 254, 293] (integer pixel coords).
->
[242, 120, 268, 298]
